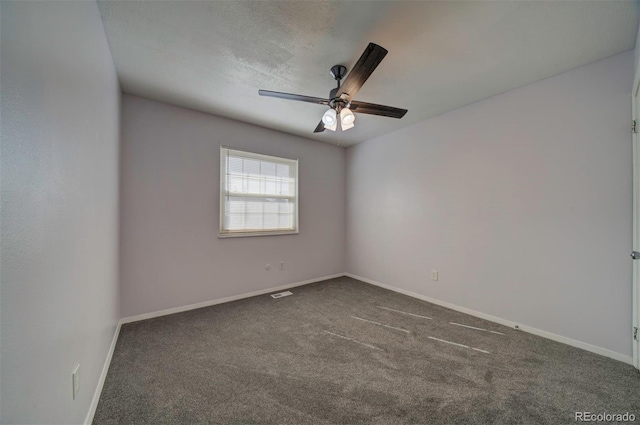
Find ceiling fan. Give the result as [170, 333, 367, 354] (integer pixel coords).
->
[259, 43, 408, 133]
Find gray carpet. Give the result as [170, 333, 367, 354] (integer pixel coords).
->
[93, 277, 640, 424]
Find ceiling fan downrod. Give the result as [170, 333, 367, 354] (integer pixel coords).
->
[330, 65, 347, 87]
[328, 65, 349, 111]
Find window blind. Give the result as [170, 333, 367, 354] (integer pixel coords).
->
[220, 147, 298, 237]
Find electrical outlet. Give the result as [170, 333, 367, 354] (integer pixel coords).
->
[265, 264, 271, 270]
[280, 261, 284, 270]
[72, 364, 80, 400]
[430, 270, 438, 281]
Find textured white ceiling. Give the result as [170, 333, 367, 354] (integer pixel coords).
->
[98, 1, 638, 147]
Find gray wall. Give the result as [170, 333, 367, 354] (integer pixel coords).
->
[346, 51, 634, 358]
[119, 95, 346, 318]
[1, 1, 121, 424]
[633, 16, 640, 72]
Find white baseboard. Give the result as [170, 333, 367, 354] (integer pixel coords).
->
[345, 273, 633, 365]
[84, 321, 122, 425]
[120, 273, 345, 325]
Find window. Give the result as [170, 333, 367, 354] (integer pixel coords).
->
[220, 147, 298, 237]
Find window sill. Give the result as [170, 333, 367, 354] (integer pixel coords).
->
[218, 230, 299, 238]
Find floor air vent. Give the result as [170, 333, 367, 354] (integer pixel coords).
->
[271, 291, 293, 299]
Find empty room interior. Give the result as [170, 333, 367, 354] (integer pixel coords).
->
[3, 0, 640, 424]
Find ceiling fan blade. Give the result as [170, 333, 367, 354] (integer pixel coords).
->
[313, 120, 325, 133]
[259, 90, 330, 105]
[349, 100, 407, 119]
[336, 43, 388, 101]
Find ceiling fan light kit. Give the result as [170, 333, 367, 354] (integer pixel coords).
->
[340, 108, 355, 130]
[322, 108, 337, 126]
[324, 122, 337, 132]
[259, 43, 408, 134]
[323, 110, 337, 131]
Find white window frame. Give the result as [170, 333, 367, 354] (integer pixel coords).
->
[219, 146, 299, 238]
